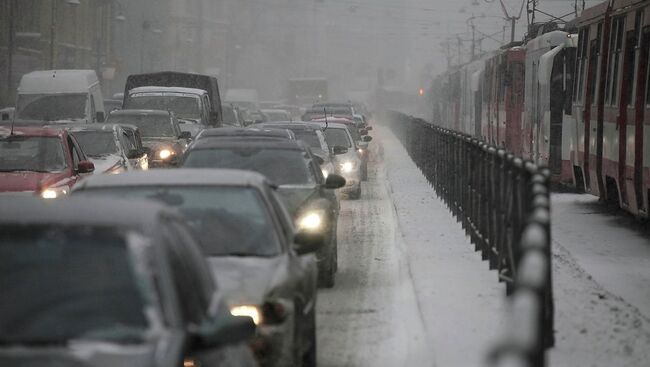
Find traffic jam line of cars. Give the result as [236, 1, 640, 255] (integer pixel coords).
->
[0, 69, 373, 367]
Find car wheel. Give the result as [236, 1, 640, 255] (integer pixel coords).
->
[318, 254, 335, 288]
[361, 163, 368, 181]
[302, 311, 317, 367]
[349, 184, 361, 200]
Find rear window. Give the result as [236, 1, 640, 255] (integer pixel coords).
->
[0, 226, 148, 345]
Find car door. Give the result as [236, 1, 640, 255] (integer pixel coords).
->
[266, 186, 317, 314]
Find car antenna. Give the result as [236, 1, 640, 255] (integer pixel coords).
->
[9, 108, 16, 136]
[323, 107, 328, 130]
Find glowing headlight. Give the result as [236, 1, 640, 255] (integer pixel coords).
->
[357, 148, 364, 154]
[341, 161, 354, 173]
[321, 168, 329, 178]
[158, 149, 172, 159]
[230, 305, 261, 325]
[298, 211, 323, 231]
[40, 186, 69, 199]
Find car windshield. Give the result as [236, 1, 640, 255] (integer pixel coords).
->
[291, 130, 322, 150]
[107, 114, 175, 138]
[16, 94, 86, 121]
[323, 128, 351, 148]
[0, 226, 148, 345]
[222, 106, 239, 126]
[183, 148, 315, 185]
[70, 131, 118, 157]
[0, 136, 67, 172]
[125, 94, 200, 120]
[80, 186, 281, 257]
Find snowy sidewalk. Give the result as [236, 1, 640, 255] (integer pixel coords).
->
[377, 125, 505, 367]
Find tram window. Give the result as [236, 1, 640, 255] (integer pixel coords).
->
[606, 17, 625, 106]
[575, 28, 590, 103]
[645, 27, 650, 106]
[624, 30, 637, 107]
[565, 48, 576, 115]
[511, 62, 524, 105]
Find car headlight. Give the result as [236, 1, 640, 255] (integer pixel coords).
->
[230, 305, 261, 325]
[340, 161, 355, 173]
[158, 149, 172, 160]
[40, 186, 69, 199]
[297, 210, 324, 231]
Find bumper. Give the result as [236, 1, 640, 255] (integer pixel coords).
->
[251, 311, 296, 367]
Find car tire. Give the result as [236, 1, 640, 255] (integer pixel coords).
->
[361, 162, 368, 181]
[349, 184, 361, 200]
[302, 311, 317, 367]
[318, 254, 335, 288]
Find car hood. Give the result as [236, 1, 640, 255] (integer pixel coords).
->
[276, 184, 320, 216]
[0, 340, 161, 367]
[0, 170, 71, 193]
[88, 155, 122, 173]
[178, 122, 203, 138]
[141, 138, 179, 151]
[208, 256, 288, 305]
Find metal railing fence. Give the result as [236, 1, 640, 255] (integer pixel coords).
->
[383, 111, 554, 367]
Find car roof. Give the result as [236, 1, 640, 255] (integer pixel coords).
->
[0, 126, 65, 138]
[198, 127, 293, 139]
[190, 136, 307, 151]
[312, 122, 349, 130]
[75, 168, 271, 191]
[109, 109, 171, 116]
[56, 123, 120, 133]
[0, 196, 177, 231]
[128, 86, 208, 95]
[256, 122, 322, 131]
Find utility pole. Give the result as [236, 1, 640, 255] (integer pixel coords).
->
[49, 0, 58, 69]
[499, 0, 525, 43]
[7, 0, 15, 101]
[470, 20, 476, 60]
[457, 36, 462, 65]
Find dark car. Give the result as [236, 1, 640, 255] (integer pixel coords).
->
[254, 122, 346, 179]
[0, 126, 94, 198]
[106, 109, 191, 167]
[118, 124, 150, 170]
[0, 197, 258, 367]
[73, 169, 323, 367]
[195, 127, 295, 142]
[223, 104, 245, 127]
[63, 123, 145, 174]
[181, 139, 346, 287]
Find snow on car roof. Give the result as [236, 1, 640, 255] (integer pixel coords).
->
[0, 196, 179, 230]
[76, 168, 271, 190]
[18, 70, 99, 94]
[128, 86, 208, 95]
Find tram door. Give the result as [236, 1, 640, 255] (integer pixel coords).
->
[549, 51, 566, 175]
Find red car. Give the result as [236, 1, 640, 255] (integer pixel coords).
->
[0, 126, 94, 198]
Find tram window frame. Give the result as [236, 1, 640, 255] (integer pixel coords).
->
[626, 10, 644, 107]
[565, 48, 576, 115]
[645, 26, 650, 107]
[575, 27, 590, 104]
[606, 16, 625, 106]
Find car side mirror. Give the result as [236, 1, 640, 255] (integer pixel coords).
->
[332, 146, 348, 155]
[126, 149, 141, 159]
[313, 155, 325, 165]
[179, 131, 192, 140]
[294, 231, 324, 255]
[365, 126, 373, 131]
[362, 135, 373, 143]
[142, 147, 152, 156]
[95, 111, 105, 123]
[324, 173, 346, 189]
[360, 129, 368, 136]
[243, 119, 254, 126]
[195, 314, 256, 349]
[77, 160, 95, 174]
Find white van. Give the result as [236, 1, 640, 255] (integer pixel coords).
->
[15, 70, 105, 123]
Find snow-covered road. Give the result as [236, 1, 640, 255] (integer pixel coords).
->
[317, 125, 650, 366]
[317, 126, 505, 367]
[549, 194, 650, 366]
